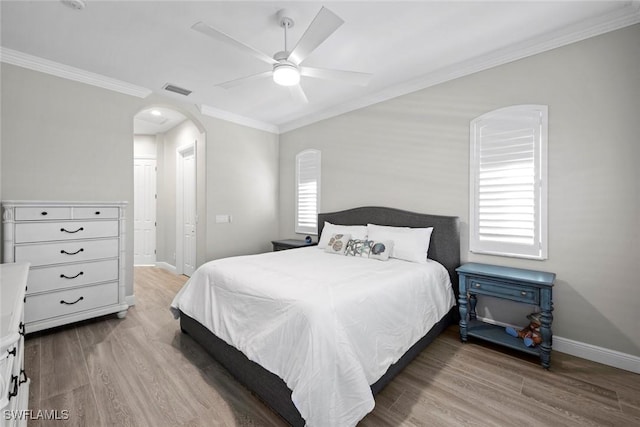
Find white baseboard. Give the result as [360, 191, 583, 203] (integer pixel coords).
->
[477, 316, 640, 374]
[155, 262, 177, 274]
[553, 336, 640, 374]
[125, 294, 136, 307]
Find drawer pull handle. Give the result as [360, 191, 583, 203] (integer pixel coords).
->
[41, 211, 48, 216]
[61, 248, 84, 255]
[521, 291, 528, 296]
[60, 271, 84, 279]
[60, 296, 84, 305]
[19, 322, 25, 336]
[8, 375, 18, 400]
[19, 369, 28, 385]
[7, 347, 16, 357]
[60, 227, 84, 234]
[475, 284, 481, 288]
[95, 211, 101, 215]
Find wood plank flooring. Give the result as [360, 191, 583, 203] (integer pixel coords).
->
[24, 267, 640, 426]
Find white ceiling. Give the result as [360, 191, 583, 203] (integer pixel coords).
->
[134, 107, 186, 135]
[1, 1, 639, 134]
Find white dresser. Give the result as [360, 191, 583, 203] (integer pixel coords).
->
[0, 262, 29, 427]
[2, 201, 128, 333]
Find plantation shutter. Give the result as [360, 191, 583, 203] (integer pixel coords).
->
[470, 105, 548, 259]
[295, 149, 321, 234]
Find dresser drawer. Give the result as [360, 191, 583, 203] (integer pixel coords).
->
[15, 220, 118, 243]
[0, 338, 20, 401]
[73, 207, 119, 219]
[27, 259, 119, 294]
[15, 207, 70, 221]
[15, 238, 118, 267]
[467, 277, 539, 304]
[25, 282, 119, 323]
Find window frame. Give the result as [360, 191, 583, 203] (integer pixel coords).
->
[469, 105, 548, 260]
[295, 149, 321, 235]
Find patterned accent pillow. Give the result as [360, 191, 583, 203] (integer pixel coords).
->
[368, 240, 394, 261]
[344, 239, 394, 261]
[324, 233, 351, 255]
[344, 239, 371, 257]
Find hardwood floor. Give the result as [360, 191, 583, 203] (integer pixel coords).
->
[24, 267, 640, 426]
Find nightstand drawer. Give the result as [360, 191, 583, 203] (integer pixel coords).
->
[467, 277, 539, 304]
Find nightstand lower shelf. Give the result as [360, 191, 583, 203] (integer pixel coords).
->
[466, 320, 540, 357]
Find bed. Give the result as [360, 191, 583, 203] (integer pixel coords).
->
[171, 206, 460, 426]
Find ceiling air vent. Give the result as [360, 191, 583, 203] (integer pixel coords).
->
[163, 84, 192, 96]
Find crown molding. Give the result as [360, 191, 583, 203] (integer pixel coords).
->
[199, 104, 279, 134]
[1, 1, 637, 134]
[0, 47, 152, 98]
[278, 2, 640, 133]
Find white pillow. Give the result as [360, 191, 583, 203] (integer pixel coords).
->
[324, 233, 351, 255]
[318, 222, 368, 249]
[367, 223, 433, 263]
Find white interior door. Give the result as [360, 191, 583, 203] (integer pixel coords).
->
[134, 158, 157, 265]
[177, 144, 196, 276]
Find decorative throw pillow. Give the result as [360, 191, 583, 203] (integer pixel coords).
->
[324, 233, 351, 255]
[344, 239, 370, 257]
[367, 240, 394, 261]
[317, 222, 368, 249]
[344, 239, 394, 261]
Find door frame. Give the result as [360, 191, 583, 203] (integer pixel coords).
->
[176, 142, 197, 276]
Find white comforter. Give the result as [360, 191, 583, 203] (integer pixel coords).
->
[170, 247, 455, 427]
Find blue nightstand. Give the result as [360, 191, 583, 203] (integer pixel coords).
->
[456, 263, 555, 369]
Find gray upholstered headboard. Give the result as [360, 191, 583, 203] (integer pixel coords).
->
[318, 206, 460, 297]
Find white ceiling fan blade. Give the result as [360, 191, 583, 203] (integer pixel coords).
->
[192, 22, 277, 66]
[216, 71, 272, 89]
[300, 66, 372, 86]
[289, 84, 308, 103]
[288, 7, 344, 65]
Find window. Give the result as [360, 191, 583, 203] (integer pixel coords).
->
[470, 105, 548, 259]
[295, 149, 321, 235]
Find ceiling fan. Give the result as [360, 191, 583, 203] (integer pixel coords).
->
[192, 7, 372, 103]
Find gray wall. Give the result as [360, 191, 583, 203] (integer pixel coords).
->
[1, 63, 280, 297]
[205, 118, 280, 259]
[279, 25, 640, 356]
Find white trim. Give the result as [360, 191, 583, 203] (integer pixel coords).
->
[278, 2, 640, 133]
[125, 294, 136, 307]
[199, 104, 279, 134]
[478, 316, 640, 374]
[0, 47, 152, 98]
[553, 336, 640, 375]
[155, 262, 177, 274]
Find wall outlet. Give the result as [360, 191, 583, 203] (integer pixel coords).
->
[215, 214, 232, 223]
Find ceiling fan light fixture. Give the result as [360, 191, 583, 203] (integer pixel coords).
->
[273, 63, 300, 86]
